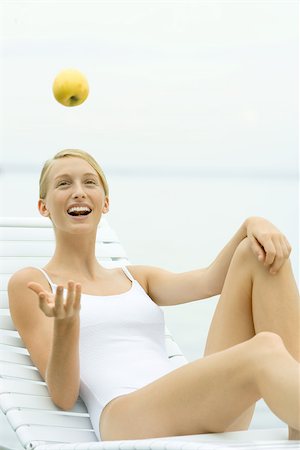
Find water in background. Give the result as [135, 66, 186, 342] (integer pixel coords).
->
[0, 170, 298, 445]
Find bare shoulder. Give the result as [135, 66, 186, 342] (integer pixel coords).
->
[126, 265, 210, 306]
[9, 266, 45, 284]
[8, 266, 52, 324]
[125, 265, 171, 294]
[8, 266, 50, 295]
[8, 266, 51, 319]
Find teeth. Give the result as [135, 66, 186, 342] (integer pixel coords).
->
[67, 206, 92, 214]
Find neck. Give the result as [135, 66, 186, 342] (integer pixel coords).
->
[45, 228, 104, 280]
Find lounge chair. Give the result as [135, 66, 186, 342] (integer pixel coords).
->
[0, 217, 293, 449]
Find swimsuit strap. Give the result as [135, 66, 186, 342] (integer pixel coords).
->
[34, 267, 55, 290]
[121, 266, 134, 282]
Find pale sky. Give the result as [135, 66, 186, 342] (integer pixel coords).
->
[0, 1, 298, 175]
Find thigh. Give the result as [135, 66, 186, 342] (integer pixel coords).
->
[204, 238, 255, 356]
[99, 338, 260, 441]
[203, 239, 257, 429]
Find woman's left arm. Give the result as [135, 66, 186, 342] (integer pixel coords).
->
[206, 216, 292, 296]
[143, 217, 291, 306]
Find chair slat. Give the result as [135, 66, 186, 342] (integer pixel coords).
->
[0, 227, 55, 241]
[16, 425, 97, 446]
[0, 378, 49, 396]
[0, 393, 87, 413]
[0, 217, 56, 228]
[0, 330, 25, 347]
[32, 432, 292, 450]
[0, 241, 58, 257]
[0, 216, 107, 229]
[100, 258, 129, 267]
[0, 310, 16, 331]
[1, 274, 12, 287]
[0, 256, 60, 273]
[1, 361, 43, 381]
[0, 291, 9, 308]
[0, 349, 32, 365]
[1, 242, 127, 258]
[7, 409, 92, 430]
[0, 226, 119, 243]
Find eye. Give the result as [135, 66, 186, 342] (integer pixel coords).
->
[57, 180, 70, 187]
[85, 179, 97, 185]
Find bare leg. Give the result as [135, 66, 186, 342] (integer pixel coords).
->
[204, 237, 300, 432]
[100, 332, 300, 440]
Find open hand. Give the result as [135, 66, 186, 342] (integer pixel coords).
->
[27, 280, 81, 319]
[246, 217, 291, 275]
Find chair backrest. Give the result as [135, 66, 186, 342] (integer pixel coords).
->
[0, 217, 187, 448]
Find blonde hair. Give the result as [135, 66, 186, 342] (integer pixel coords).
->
[39, 149, 109, 199]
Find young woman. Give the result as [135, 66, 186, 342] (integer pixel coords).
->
[8, 149, 300, 441]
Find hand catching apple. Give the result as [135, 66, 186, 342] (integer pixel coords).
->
[52, 68, 89, 107]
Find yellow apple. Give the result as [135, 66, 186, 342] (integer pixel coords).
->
[52, 68, 89, 107]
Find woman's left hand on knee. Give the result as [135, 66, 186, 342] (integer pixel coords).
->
[244, 216, 292, 275]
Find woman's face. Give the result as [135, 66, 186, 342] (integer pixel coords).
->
[38, 157, 109, 233]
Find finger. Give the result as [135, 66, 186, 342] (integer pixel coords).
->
[54, 285, 65, 317]
[278, 237, 289, 261]
[263, 239, 276, 267]
[65, 280, 75, 314]
[270, 237, 290, 275]
[27, 282, 46, 296]
[249, 236, 266, 262]
[269, 248, 283, 274]
[28, 282, 52, 306]
[73, 283, 82, 311]
[270, 237, 285, 275]
[38, 292, 53, 316]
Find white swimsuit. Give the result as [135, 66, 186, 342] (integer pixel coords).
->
[36, 266, 176, 440]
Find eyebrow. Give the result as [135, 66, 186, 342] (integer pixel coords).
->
[54, 172, 98, 180]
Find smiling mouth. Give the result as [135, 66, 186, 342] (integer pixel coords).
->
[67, 207, 92, 217]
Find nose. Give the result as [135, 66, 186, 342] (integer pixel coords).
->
[72, 182, 86, 199]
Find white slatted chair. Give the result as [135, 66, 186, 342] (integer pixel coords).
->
[0, 217, 291, 450]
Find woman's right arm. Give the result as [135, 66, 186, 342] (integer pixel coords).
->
[8, 268, 81, 410]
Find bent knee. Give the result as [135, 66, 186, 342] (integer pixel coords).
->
[234, 237, 292, 272]
[243, 332, 287, 379]
[251, 331, 285, 354]
[234, 237, 254, 261]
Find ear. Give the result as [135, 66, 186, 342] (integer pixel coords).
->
[38, 199, 50, 217]
[102, 196, 110, 215]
